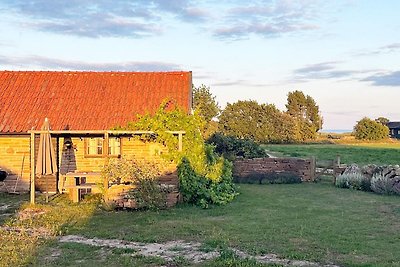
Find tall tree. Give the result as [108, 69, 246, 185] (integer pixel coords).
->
[192, 84, 220, 122]
[286, 90, 323, 131]
[218, 100, 271, 142]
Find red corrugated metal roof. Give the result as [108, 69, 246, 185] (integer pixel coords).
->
[0, 71, 192, 133]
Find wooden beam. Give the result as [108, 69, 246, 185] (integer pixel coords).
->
[103, 132, 109, 190]
[28, 130, 186, 135]
[178, 133, 183, 152]
[30, 132, 35, 204]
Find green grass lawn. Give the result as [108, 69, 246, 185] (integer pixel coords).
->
[264, 144, 400, 165]
[7, 181, 395, 267]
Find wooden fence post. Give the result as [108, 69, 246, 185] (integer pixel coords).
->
[311, 156, 316, 181]
[336, 155, 341, 167]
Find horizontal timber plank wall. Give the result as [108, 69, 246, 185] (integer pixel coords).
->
[0, 135, 31, 192]
[0, 135, 177, 192]
[233, 157, 315, 182]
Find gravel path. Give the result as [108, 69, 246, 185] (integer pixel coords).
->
[59, 235, 340, 267]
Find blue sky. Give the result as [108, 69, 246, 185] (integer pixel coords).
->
[0, 0, 399, 130]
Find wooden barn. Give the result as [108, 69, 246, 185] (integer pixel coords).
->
[387, 121, 400, 139]
[0, 71, 192, 201]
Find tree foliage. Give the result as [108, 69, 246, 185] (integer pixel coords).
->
[206, 133, 268, 161]
[286, 90, 322, 132]
[117, 103, 237, 208]
[218, 100, 273, 142]
[375, 117, 389, 125]
[193, 84, 220, 122]
[353, 117, 389, 140]
[218, 99, 316, 143]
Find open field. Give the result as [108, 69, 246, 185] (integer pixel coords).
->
[264, 144, 400, 166]
[1, 181, 400, 267]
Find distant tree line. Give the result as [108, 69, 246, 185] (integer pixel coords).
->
[193, 85, 322, 143]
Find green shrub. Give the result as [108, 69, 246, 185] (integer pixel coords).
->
[371, 174, 395, 195]
[335, 173, 369, 191]
[102, 158, 168, 210]
[128, 178, 167, 210]
[206, 133, 267, 160]
[178, 157, 237, 208]
[234, 172, 302, 184]
[393, 179, 400, 195]
[102, 158, 161, 184]
[335, 174, 349, 188]
[353, 117, 389, 140]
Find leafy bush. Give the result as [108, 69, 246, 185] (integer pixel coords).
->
[102, 158, 168, 210]
[128, 178, 168, 210]
[393, 179, 400, 195]
[206, 133, 267, 160]
[117, 103, 238, 208]
[335, 173, 370, 191]
[353, 117, 389, 140]
[178, 157, 237, 208]
[371, 174, 395, 195]
[335, 174, 349, 189]
[102, 158, 161, 184]
[234, 172, 302, 184]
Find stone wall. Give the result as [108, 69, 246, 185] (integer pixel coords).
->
[233, 157, 315, 182]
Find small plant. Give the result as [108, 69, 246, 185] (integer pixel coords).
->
[371, 174, 395, 195]
[128, 178, 168, 210]
[102, 157, 170, 210]
[335, 174, 349, 188]
[393, 179, 400, 195]
[335, 172, 369, 191]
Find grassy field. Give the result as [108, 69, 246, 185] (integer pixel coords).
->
[264, 143, 400, 165]
[1, 181, 399, 266]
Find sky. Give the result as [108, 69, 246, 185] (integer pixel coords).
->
[0, 0, 399, 130]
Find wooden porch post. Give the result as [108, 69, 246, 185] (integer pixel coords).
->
[30, 132, 35, 204]
[178, 133, 183, 152]
[103, 132, 109, 190]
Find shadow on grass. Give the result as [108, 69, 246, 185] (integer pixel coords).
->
[0, 192, 98, 266]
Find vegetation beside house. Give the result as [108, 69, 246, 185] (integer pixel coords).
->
[114, 105, 238, 208]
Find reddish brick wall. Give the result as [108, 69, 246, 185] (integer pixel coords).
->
[233, 157, 315, 182]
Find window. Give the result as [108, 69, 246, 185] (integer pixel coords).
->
[108, 138, 121, 155]
[85, 137, 121, 157]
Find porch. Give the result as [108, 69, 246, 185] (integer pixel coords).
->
[28, 130, 185, 204]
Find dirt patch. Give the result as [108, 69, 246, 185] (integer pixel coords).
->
[0, 226, 52, 238]
[17, 207, 47, 220]
[59, 235, 340, 266]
